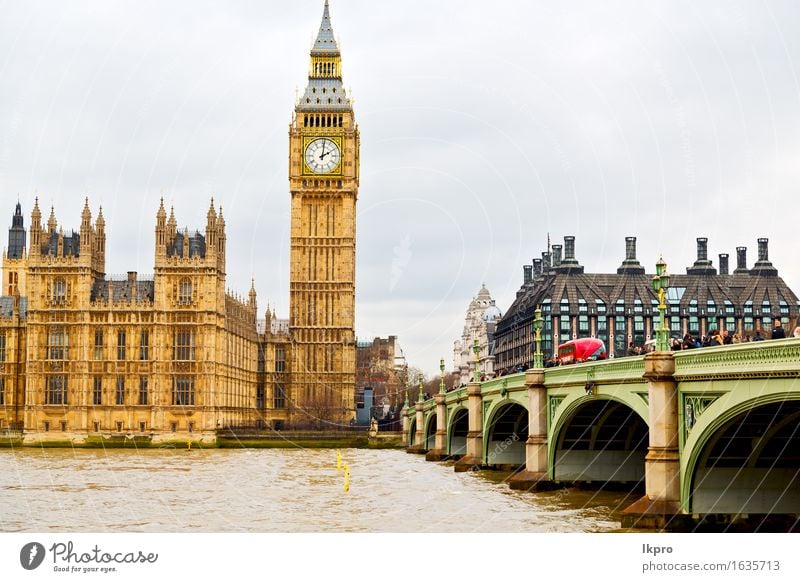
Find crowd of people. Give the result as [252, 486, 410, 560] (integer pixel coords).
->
[489, 320, 800, 377]
[667, 319, 799, 351]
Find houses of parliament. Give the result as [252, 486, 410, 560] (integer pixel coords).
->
[0, 1, 358, 443]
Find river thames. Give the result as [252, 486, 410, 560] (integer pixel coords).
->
[0, 448, 638, 532]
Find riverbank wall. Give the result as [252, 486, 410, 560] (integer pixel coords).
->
[0, 429, 405, 449]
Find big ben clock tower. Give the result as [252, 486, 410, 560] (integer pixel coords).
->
[289, 0, 359, 425]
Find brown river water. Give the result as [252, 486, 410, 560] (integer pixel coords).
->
[0, 448, 637, 532]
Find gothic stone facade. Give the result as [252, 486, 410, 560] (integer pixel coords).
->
[288, 1, 358, 424]
[0, 3, 363, 440]
[0, 200, 298, 443]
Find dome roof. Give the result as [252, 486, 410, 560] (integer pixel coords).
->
[482, 305, 502, 322]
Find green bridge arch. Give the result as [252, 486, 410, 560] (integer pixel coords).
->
[423, 410, 437, 450]
[548, 394, 649, 484]
[403, 339, 800, 525]
[446, 406, 468, 456]
[482, 399, 528, 466]
[681, 389, 800, 514]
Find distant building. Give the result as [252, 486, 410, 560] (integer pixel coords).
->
[453, 285, 501, 385]
[494, 235, 800, 373]
[355, 336, 407, 421]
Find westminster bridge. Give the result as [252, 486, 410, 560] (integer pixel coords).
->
[402, 338, 800, 529]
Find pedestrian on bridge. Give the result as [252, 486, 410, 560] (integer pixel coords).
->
[771, 319, 786, 339]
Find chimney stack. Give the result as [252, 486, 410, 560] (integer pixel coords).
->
[750, 237, 778, 276]
[551, 245, 562, 267]
[697, 237, 708, 262]
[523, 264, 532, 284]
[555, 235, 584, 273]
[533, 258, 542, 276]
[758, 238, 768, 262]
[541, 251, 551, 272]
[686, 236, 716, 275]
[734, 247, 748, 273]
[617, 235, 645, 275]
[564, 236, 575, 261]
[626, 236, 636, 261]
[718, 254, 729, 275]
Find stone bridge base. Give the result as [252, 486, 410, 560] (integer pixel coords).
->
[508, 470, 559, 491]
[453, 455, 483, 472]
[424, 449, 450, 461]
[621, 496, 691, 530]
[406, 445, 427, 455]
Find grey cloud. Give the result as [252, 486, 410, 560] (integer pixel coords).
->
[1, 0, 799, 375]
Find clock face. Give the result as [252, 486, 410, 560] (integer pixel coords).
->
[305, 138, 341, 174]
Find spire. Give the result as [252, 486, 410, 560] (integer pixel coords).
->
[81, 197, 92, 225]
[47, 206, 57, 233]
[312, 1, 339, 54]
[31, 197, 41, 224]
[157, 197, 166, 221]
[249, 279, 257, 308]
[12, 200, 23, 228]
[29, 198, 41, 255]
[167, 206, 176, 230]
[8, 199, 26, 259]
[96, 206, 105, 228]
[297, 1, 350, 111]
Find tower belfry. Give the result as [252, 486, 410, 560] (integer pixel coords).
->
[288, 0, 359, 425]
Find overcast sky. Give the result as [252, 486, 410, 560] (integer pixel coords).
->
[1, 1, 799, 375]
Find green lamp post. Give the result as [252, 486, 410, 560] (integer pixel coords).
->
[472, 338, 481, 383]
[651, 256, 671, 352]
[404, 387, 410, 409]
[417, 373, 425, 402]
[532, 305, 544, 368]
[439, 358, 446, 394]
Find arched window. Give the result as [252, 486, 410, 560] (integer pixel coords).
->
[48, 327, 67, 360]
[53, 278, 66, 303]
[173, 328, 196, 361]
[46, 375, 67, 405]
[178, 278, 193, 305]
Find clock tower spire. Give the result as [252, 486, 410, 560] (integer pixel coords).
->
[288, 0, 359, 426]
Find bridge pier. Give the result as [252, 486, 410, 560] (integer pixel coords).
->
[454, 382, 483, 471]
[425, 393, 448, 461]
[623, 352, 686, 529]
[407, 400, 427, 454]
[510, 369, 558, 491]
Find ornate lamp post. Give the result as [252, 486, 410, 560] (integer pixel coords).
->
[532, 305, 544, 368]
[404, 387, 410, 409]
[472, 338, 481, 382]
[417, 373, 425, 402]
[439, 358, 446, 394]
[651, 256, 671, 352]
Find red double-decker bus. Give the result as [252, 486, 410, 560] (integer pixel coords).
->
[557, 338, 607, 365]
